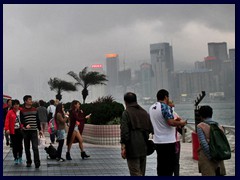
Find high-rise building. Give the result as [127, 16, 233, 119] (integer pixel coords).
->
[140, 63, 153, 98]
[175, 69, 214, 101]
[208, 42, 228, 62]
[118, 69, 131, 92]
[194, 61, 205, 70]
[106, 54, 119, 96]
[150, 42, 174, 96]
[206, 42, 229, 93]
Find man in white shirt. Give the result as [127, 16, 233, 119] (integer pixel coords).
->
[149, 89, 187, 176]
[47, 99, 56, 143]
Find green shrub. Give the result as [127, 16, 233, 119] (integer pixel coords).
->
[82, 102, 124, 125]
[63, 100, 124, 125]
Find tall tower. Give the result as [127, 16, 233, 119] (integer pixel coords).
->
[150, 42, 174, 95]
[207, 42, 229, 93]
[140, 63, 153, 98]
[106, 54, 119, 96]
[208, 42, 228, 62]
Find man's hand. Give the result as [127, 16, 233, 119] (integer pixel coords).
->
[121, 148, 126, 159]
[39, 131, 43, 137]
[26, 124, 31, 129]
[121, 144, 126, 159]
[85, 114, 92, 119]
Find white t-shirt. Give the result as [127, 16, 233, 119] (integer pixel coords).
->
[149, 102, 176, 144]
[47, 105, 56, 118]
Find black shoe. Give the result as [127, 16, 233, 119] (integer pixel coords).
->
[35, 163, 40, 168]
[66, 152, 72, 160]
[81, 151, 90, 159]
[26, 163, 31, 167]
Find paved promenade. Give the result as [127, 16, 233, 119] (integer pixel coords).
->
[3, 138, 235, 176]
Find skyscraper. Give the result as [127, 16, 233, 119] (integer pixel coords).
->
[208, 42, 228, 62]
[106, 54, 119, 96]
[140, 63, 153, 98]
[150, 42, 174, 96]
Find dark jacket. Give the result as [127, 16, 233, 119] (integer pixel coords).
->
[120, 103, 154, 159]
[66, 109, 85, 145]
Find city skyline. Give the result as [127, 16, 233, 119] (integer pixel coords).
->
[3, 4, 235, 102]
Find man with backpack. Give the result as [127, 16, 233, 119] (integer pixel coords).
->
[197, 105, 230, 176]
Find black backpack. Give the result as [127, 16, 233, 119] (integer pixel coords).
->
[44, 144, 58, 159]
[209, 123, 231, 161]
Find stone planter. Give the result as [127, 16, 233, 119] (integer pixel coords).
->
[82, 124, 120, 145]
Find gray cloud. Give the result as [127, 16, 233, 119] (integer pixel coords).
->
[3, 4, 235, 101]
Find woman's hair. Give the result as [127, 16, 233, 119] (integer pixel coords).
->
[12, 99, 20, 106]
[70, 100, 81, 111]
[54, 103, 64, 119]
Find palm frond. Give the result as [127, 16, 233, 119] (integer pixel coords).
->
[67, 71, 83, 87]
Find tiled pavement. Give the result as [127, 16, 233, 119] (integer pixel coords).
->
[3, 138, 235, 176]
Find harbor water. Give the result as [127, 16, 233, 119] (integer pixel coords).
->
[142, 102, 235, 126]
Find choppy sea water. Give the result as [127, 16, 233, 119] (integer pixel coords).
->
[142, 102, 235, 126]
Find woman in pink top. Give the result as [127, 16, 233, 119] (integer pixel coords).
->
[168, 100, 183, 176]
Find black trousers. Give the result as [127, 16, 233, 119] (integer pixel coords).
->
[23, 130, 40, 166]
[155, 143, 176, 176]
[174, 141, 181, 176]
[57, 139, 64, 158]
[10, 129, 23, 159]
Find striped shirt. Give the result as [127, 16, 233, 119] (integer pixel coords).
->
[20, 106, 41, 131]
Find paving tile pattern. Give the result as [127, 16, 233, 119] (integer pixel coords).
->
[3, 136, 235, 176]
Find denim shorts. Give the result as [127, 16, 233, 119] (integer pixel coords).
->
[57, 129, 66, 140]
[74, 125, 79, 132]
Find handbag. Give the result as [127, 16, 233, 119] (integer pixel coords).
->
[146, 139, 155, 156]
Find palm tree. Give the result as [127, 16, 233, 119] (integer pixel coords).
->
[67, 67, 108, 104]
[48, 77, 77, 101]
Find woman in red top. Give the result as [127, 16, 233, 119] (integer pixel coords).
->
[4, 99, 23, 165]
[66, 100, 91, 160]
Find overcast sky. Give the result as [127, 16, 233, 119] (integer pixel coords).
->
[3, 4, 235, 102]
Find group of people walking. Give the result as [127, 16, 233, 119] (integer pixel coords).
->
[120, 89, 227, 176]
[3, 90, 228, 176]
[4, 95, 91, 168]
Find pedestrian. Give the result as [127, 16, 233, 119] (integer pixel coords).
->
[47, 99, 56, 144]
[37, 100, 48, 138]
[149, 89, 187, 176]
[20, 95, 43, 168]
[168, 100, 183, 176]
[3, 99, 12, 146]
[197, 105, 226, 176]
[120, 92, 154, 176]
[4, 99, 23, 165]
[66, 100, 91, 160]
[55, 103, 69, 162]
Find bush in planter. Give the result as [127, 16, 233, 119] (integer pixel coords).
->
[82, 102, 124, 125]
[63, 97, 124, 125]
